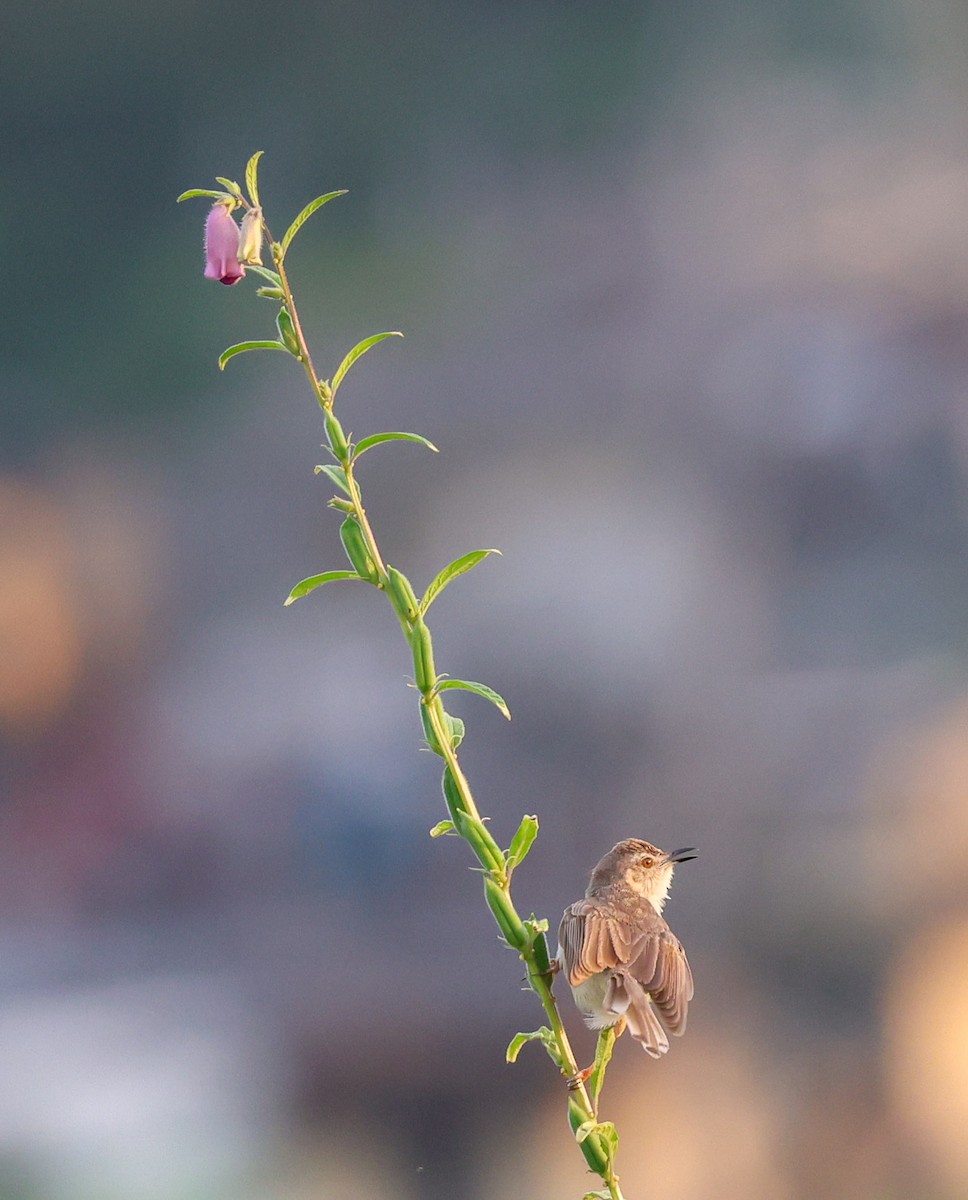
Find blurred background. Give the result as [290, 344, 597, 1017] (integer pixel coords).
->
[4, 1, 968, 1196]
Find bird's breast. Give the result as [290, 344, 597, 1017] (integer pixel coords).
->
[569, 970, 619, 1030]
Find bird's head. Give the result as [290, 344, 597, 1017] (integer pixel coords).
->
[588, 838, 697, 913]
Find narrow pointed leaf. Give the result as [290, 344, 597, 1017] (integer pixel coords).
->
[436, 678, 511, 720]
[218, 341, 290, 370]
[589, 1025, 616, 1110]
[279, 190, 347, 258]
[506, 1029, 547, 1064]
[331, 332, 404, 397]
[506, 815, 538, 871]
[246, 264, 283, 286]
[353, 431, 439, 459]
[245, 151, 264, 207]
[176, 188, 233, 203]
[215, 176, 242, 197]
[420, 549, 501, 614]
[284, 570, 362, 605]
[313, 463, 351, 496]
[429, 820, 457, 838]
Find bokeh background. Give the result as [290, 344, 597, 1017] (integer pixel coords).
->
[5, 1, 968, 1197]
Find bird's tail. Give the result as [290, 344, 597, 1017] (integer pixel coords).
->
[608, 972, 670, 1058]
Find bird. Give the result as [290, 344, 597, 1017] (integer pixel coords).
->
[557, 838, 696, 1059]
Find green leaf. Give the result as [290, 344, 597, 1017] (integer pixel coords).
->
[506, 1029, 549, 1064]
[331, 332, 404, 397]
[215, 176, 243, 197]
[246, 264, 283, 287]
[420, 549, 502, 614]
[284, 570, 362, 605]
[279, 190, 347, 258]
[429, 820, 457, 838]
[444, 713, 464, 749]
[574, 1120, 598, 1144]
[353, 431, 439, 459]
[218, 341, 290, 371]
[506, 815, 538, 871]
[176, 188, 233, 203]
[439, 681, 515, 715]
[596, 1122, 619, 1159]
[245, 151, 264, 207]
[436, 678, 510, 720]
[589, 1026, 617, 1111]
[582, 1191, 611, 1199]
[256, 287, 286, 300]
[313, 464, 351, 496]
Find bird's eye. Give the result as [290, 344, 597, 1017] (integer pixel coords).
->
[642, 856, 654, 868]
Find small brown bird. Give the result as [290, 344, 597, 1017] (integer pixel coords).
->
[557, 838, 696, 1058]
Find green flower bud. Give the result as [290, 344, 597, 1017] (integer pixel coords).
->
[484, 877, 528, 949]
[530, 927, 552, 976]
[276, 308, 300, 356]
[441, 767, 463, 822]
[464, 816, 506, 875]
[238, 207, 264, 265]
[325, 411, 349, 460]
[385, 566, 418, 621]
[568, 1101, 610, 1176]
[410, 618, 436, 693]
[421, 703, 443, 756]
[339, 518, 377, 582]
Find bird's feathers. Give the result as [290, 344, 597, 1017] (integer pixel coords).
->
[558, 893, 693, 1055]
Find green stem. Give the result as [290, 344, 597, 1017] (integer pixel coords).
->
[271, 243, 622, 1198]
[263, 218, 329, 413]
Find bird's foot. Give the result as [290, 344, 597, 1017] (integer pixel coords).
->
[566, 1069, 593, 1090]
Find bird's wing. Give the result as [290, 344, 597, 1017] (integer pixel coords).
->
[628, 926, 694, 1036]
[559, 898, 693, 1036]
[558, 898, 639, 986]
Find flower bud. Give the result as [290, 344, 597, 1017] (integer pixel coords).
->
[410, 619, 436, 693]
[339, 518, 377, 583]
[204, 203, 244, 286]
[238, 207, 264, 265]
[484, 877, 528, 948]
[385, 566, 418, 622]
[276, 308, 300, 355]
[324, 411, 349, 460]
[568, 1101, 610, 1175]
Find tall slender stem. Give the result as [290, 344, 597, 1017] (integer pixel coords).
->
[258, 213, 621, 1198]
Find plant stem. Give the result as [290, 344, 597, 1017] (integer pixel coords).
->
[267, 237, 621, 1197]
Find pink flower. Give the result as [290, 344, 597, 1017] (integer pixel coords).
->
[204, 203, 244, 285]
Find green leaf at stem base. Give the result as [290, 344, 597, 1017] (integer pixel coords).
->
[436, 678, 511, 720]
[279, 191, 347, 258]
[331, 332, 403, 397]
[420, 549, 501, 615]
[284, 570, 363, 605]
[313, 464, 351, 495]
[353, 431, 438, 459]
[218, 341, 289, 371]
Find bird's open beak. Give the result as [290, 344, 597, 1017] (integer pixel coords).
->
[667, 847, 698, 863]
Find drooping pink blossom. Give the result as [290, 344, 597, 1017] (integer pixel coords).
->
[204, 203, 244, 285]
